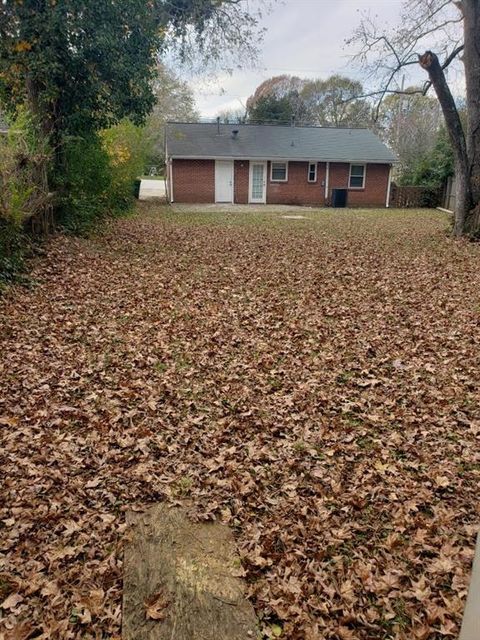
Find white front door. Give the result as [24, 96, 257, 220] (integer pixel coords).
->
[249, 162, 267, 204]
[215, 160, 234, 203]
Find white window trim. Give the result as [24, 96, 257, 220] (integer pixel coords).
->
[270, 161, 288, 182]
[349, 163, 366, 189]
[307, 162, 318, 183]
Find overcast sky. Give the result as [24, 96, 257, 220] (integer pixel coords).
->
[188, 0, 406, 117]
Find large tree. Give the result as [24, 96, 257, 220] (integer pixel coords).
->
[301, 75, 372, 128]
[246, 74, 372, 127]
[0, 0, 264, 207]
[248, 94, 299, 124]
[349, 0, 480, 237]
[143, 63, 199, 168]
[246, 75, 309, 124]
[377, 90, 443, 180]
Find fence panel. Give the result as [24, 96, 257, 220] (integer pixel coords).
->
[389, 184, 442, 208]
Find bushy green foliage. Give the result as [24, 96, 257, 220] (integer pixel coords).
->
[0, 1, 261, 137]
[101, 120, 148, 207]
[0, 0, 264, 283]
[0, 218, 26, 288]
[0, 110, 50, 285]
[56, 136, 113, 235]
[0, 110, 49, 224]
[57, 121, 146, 235]
[248, 94, 297, 124]
[399, 126, 454, 188]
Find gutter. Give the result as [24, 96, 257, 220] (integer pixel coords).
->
[168, 155, 399, 164]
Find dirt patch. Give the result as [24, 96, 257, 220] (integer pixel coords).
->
[123, 504, 258, 639]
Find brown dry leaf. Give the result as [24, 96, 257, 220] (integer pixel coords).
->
[435, 475, 451, 488]
[2, 621, 34, 640]
[1, 203, 479, 638]
[40, 581, 60, 597]
[145, 588, 171, 621]
[1, 592, 23, 610]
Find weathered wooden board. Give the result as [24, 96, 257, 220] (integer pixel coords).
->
[122, 504, 259, 640]
[459, 531, 480, 640]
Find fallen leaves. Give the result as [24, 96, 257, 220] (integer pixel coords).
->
[0, 592, 23, 611]
[144, 588, 171, 621]
[0, 204, 479, 638]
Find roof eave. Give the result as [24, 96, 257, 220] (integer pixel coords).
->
[168, 154, 398, 164]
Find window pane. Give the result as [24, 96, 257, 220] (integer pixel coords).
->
[351, 165, 364, 177]
[308, 163, 316, 181]
[350, 175, 364, 188]
[272, 162, 287, 180]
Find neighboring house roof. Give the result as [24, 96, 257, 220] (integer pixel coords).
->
[166, 122, 397, 164]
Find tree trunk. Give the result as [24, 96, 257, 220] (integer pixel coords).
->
[461, 0, 480, 234]
[419, 51, 472, 236]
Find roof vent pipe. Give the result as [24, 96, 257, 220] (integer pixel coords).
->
[231, 129, 239, 139]
[291, 115, 296, 127]
[216, 116, 220, 134]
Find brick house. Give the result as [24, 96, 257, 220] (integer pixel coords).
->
[165, 122, 397, 207]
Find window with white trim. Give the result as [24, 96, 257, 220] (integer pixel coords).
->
[271, 161, 288, 182]
[349, 164, 365, 188]
[308, 162, 317, 183]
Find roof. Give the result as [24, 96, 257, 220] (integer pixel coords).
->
[166, 122, 397, 164]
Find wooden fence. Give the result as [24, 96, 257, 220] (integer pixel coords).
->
[443, 176, 456, 211]
[389, 184, 443, 208]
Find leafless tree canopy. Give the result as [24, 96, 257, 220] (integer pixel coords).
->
[348, 0, 464, 115]
[349, 0, 480, 237]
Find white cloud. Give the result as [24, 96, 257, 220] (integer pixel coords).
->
[180, 0, 464, 117]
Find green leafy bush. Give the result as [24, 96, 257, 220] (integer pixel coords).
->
[399, 127, 454, 188]
[0, 110, 50, 285]
[0, 218, 26, 288]
[57, 121, 146, 235]
[56, 135, 113, 235]
[101, 120, 148, 207]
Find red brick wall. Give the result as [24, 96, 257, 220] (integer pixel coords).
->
[171, 158, 390, 207]
[234, 160, 249, 204]
[266, 161, 326, 206]
[171, 159, 215, 203]
[328, 162, 390, 207]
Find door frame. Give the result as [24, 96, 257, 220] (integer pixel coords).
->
[249, 161, 267, 204]
[215, 160, 234, 203]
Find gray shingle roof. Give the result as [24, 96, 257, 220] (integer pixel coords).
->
[166, 122, 397, 164]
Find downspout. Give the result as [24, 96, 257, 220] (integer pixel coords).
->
[164, 133, 173, 203]
[386, 165, 393, 208]
[165, 133, 170, 203]
[324, 162, 330, 205]
[169, 159, 174, 203]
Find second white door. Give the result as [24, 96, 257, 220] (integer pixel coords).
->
[215, 160, 234, 203]
[249, 162, 267, 204]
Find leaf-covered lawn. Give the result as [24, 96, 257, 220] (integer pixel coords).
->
[1, 204, 479, 639]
